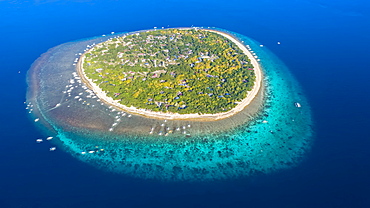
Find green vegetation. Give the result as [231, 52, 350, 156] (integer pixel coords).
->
[83, 29, 256, 114]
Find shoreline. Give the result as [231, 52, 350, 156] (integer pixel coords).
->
[77, 28, 262, 121]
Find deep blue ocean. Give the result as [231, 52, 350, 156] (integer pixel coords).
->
[1, 0, 370, 207]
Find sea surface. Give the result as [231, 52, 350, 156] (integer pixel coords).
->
[1, 0, 370, 207]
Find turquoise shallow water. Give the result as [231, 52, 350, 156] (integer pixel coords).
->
[27, 28, 313, 181]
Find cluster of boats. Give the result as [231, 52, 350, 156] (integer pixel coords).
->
[149, 123, 192, 137]
[35, 136, 56, 151]
[25, 101, 34, 114]
[80, 146, 105, 155]
[108, 110, 132, 132]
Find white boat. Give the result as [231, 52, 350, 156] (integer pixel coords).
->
[34, 118, 39, 122]
[49, 147, 56, 151]
[46, 137, 53, 140]
[295, 102, 302, 108]
[36, 139, 43, 143]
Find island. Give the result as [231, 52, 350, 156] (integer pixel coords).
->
[27, 27, 313, 180]
[77, 28, 262, 120]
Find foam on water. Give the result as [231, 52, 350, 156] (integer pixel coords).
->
[26, 28, 313, 181]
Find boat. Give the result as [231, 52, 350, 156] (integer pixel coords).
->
[49, 147, 56, 151]
[295, 102, 302, 108]
[34, 118, 39, 122]
[36, 138, 43, 143]
[46, 136, 53, 140]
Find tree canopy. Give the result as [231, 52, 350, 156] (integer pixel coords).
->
[82, 29, 256, 114]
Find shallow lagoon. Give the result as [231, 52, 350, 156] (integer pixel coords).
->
[27, 28, 313, 181]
